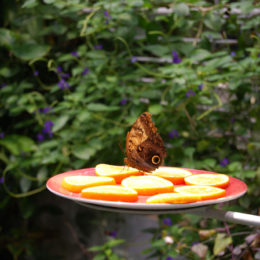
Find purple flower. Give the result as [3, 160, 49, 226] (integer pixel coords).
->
[0, 132, 4, 139]
[57, 66, 70, 79]
[163, 217, 172, 226]
[43, 107, 51, 114]
[165, 257, 174, 260]
[168, 129, 179, 139]
[231, 51, 236, 57]
[186, 89, 195, 98]
[37, 133, 44, 142]
[198, 84, 204, 91]
[172, 51, 182, 64]
[0, 176, 4, 184]
[57, 66, 63, 73]
[62, 73, 70, 79]
[42, 120, 54, 138]
[120, 98, 127, 105]
[38, 107, 51, 114]
[1, 83, 7, 89]
[258, 53, 260, 58]
[131, 56, 137, 63]
[108, 231, 117, 238]
[71, 51, 79, 58]
[58, 79, 70, 90]
[34, 71, 39, 76]
[82, 67, 89, 76]
[220, 158, 229, 167]
[94, 44, 103, 50]
[104, 10, 112, 24]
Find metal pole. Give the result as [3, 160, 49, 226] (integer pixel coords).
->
[191, 208, 260, 227]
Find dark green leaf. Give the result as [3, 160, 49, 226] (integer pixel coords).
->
[20, 177, 32, 193]
[87, 103, 120, 112]
[11, 43, 50, 61]
[22, 0, 38, 8]
[52, 115, 70, 133]
[72, 146, 96, 160]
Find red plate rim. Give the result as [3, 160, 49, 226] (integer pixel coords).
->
[46, 167, 247, 210]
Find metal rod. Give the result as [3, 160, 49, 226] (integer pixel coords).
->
[77, 202, 260, 227]
[192, 208, 260, 227]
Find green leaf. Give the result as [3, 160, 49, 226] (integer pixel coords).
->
[16, 136, 36, 153]
[92, 254, 106, 260]
[72, 146, 96, 160]
[0, 29, 17, 48]
[20, 177, 32, 193]
[37, 167, 48, 184]
[148, 104, 163, 115]
[10, 43, 50, 61]
[88, 245, 105, 252]
[213, 233, 232, 256]
[204, 13, 223, 31]
[52, 115, 70, 133]
[202, 158, 217, 168]
[0, 138, 20, 155]
[228, 162, 242, 171]
[144, 45, 169, 57]
[43, 0, 55, 4]
[0, 135, 36, 155]
[174, 3, 190, 16]
[87, 103, 119, 112]
[189, 49, 211, 62]
[105, 239, 125, 248]
[151, 239, 165, 248]
[22, 0, 38, 8]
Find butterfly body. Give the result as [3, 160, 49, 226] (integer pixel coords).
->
[124, 112, 167, 172]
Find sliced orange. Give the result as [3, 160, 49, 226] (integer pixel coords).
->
[151, 167, 192, 184]
[62, 175, 115, 193]
[95, 164, 143, 183]
[81, 185, 138, 202]
[175, 185, 226, 200]
[121, 176, 174, 196]
[146, 193, 201, 204]
[184, 173, 229, 188]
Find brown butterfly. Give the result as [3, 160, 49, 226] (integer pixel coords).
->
[124, 112, 167, 172]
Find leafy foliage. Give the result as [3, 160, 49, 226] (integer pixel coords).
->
[0, 0, 260, 259]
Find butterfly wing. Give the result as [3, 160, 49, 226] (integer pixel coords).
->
[124, 112, 167, 172]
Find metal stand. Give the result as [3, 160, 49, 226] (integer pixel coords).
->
[193, 207, 260, 227]
[77, 202, 260, 227]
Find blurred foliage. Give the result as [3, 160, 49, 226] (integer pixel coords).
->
[0, 0, 260, 259]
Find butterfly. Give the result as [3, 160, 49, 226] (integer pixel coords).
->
[124, 112, 167, 172]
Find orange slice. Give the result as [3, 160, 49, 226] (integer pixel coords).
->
[175, 185, 226, 200]
[151, 167, 192, 184]
[62, 175, 115, 193]
[146, 193, 201, 204]
[121, 176, 174, 196]
[184, 173, 229, 188]
[95, 164, 143, 183]
[81, 185, 138, 202]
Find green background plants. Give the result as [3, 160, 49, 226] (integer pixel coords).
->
[0, 0, 260, 259]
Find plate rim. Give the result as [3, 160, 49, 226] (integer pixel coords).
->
[46, 167, 247, 211]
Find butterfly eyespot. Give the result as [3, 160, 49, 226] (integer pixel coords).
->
[137, 145, 143, 152]
[151, 155, 160, 165]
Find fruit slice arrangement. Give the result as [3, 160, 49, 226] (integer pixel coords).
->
[95, 164, 142, 183]
[61, 164, 230, 203]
